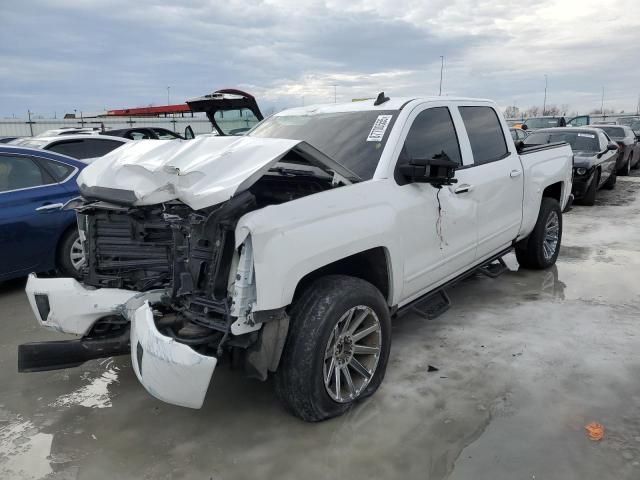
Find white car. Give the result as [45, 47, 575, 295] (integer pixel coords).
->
[19, 95, 573, 421]
[36, 127, 102, 137]
[10, 134, 129, 161]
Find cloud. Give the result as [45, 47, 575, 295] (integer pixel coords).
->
[0, 0, 639, 117]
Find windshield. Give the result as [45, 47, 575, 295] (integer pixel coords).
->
[248, 110, 398, 180]
[524, 131, 599, 152]
[594, 126, 625, 138]
[525, 118, 562, 129]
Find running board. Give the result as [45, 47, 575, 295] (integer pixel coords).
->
[394, 247, 513, 320]
[478, 257, 508, 278]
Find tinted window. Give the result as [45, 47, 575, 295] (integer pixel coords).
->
[249, 110, 398, 180]
[125, 129, 154, 140]
[46, 139, 124, 159]
[39, 158, 74, 181]
[401, 107, 462, 169]
[459, 106, 508, 164]
[0, 155, 54, 192]
[523, 131, 599, 152]
[594, 126, 625, 138]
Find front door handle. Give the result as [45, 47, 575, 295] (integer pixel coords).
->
[510, 169, 522, 178]
[454, 184, 473, 194]
[35, 203, 64, 212]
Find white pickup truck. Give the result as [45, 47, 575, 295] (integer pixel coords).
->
[20, 94, 573, 421]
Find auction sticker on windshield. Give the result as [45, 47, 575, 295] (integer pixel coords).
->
[578, 133, 595, 138]
[367, 115, 393, 142]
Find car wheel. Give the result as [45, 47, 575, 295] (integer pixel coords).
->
[631, 153, 638, 170]
[603, 169, 616, 190]
[618, 154, 631, 176]
[581, 170, 599, 206]
[274, 275, 391, 422]
[57, 228, 84, 278]
[516, 197, 562, 270]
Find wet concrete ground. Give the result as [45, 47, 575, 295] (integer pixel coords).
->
[2, 176, 640, 479]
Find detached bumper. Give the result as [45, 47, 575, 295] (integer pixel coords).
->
[130, 302, 217, 409]
[23, 275, 217, 409]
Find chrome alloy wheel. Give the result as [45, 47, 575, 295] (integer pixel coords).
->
[70, 237, 85, 270]
[543, 211, 560, 261]
[323, 305, 382, 403]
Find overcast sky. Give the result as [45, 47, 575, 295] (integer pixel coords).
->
[1, 0, 639, 118]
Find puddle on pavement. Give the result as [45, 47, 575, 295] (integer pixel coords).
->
[0, 414, 53, 479]
[50, 364, 120, 410]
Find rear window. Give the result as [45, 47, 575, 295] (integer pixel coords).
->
[523, 131, 599, 152]
[459, 106, 509, 165]
[594, 126, 625, 138]
[46, 139, 124, 159]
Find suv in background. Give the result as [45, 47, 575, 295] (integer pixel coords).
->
[592, 124, 640, 174]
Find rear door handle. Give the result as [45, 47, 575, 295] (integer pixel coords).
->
[35, 203, 64, 212]
[510, 169, 522, 178]
[454, 184, 473, 194]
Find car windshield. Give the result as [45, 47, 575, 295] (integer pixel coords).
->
[594, 126, 625, 138]
[524, 131, 599, 152]
[248, 110, 398, 180]
[525, 118, 561, 129]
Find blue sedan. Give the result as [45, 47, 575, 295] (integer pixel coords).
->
[0, 145, 87, 281]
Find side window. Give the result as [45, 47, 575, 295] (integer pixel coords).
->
[47, 139, 124, 159]
[459, 106, 509, 165]
[395, 107, 462, 184]
[599, 132, 609, 150]
[0, 154, 54, 192]
[38, 158, 75, 182]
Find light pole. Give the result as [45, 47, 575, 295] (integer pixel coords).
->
[600, 87, 605, 115]
[439, 56, 444, 96]
[543, 75, 548, 115]
[167, 86, 171, 105]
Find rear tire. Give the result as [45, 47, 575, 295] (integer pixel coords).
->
[516, 197, 562, 270]
[618, 154, 631, 176]
[274, 275, 391, 422]
[581, 170, 599, 206]
[57, 228, 83, 279]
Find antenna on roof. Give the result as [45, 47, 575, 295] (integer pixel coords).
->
[374, 92, 390, 106]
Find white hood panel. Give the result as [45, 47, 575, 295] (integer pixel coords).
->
[77, 136, 301, 210]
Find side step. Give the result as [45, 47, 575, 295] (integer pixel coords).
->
[394, 248, 512, 321]
[478, 257, 508, 278]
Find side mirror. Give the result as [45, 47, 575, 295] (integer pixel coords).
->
[521, 124, 528, 131]
[607, 143, 619, 151]
[399, 153, 458, 187]
[184, 125, 195, 140]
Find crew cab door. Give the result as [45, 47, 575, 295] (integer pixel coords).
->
[456, 106, 524, 259]
[393, 105, 478, 302]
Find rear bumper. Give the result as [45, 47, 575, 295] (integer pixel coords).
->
[23, 274, 217, 409]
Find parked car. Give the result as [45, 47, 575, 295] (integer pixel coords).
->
[36, 127, 102, 137]
[102, 127, 192, 140]
[9, 134, 129, 161]
[19, 95, 573, 421]
[523, 127, 618, 205]
[523, 115, 591, 130]
[592, 124, 640, 174]
[510, 127, 528, 141]
[0, 146, 87, 282]
[617, 117, 640, 136]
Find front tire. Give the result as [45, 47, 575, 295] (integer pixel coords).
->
[516, 197, 562, 270]
[581, 170, 599, 206]
[274, 275, 391, 422]
[57, 228, 84, 278]
[603, 169, 616, 190]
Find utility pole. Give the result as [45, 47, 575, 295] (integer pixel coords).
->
[439, 56, 444, 96]
[601, 87, 605, 116]
[27, 110, 34, 136]
[167, 86, 171, 105]
[543, 74, 548, 115]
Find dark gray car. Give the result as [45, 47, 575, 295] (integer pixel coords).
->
[592, 125, 640, 175]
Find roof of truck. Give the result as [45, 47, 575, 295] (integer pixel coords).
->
[278, 96, 494, 116]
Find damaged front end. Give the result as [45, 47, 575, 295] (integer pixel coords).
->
[21, 139, 350, 408]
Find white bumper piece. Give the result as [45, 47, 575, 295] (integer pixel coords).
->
[25, 274, 217, 409]
[130, 302, 217, 409]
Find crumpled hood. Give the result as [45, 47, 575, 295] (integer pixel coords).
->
[77, 136, 301, 210]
